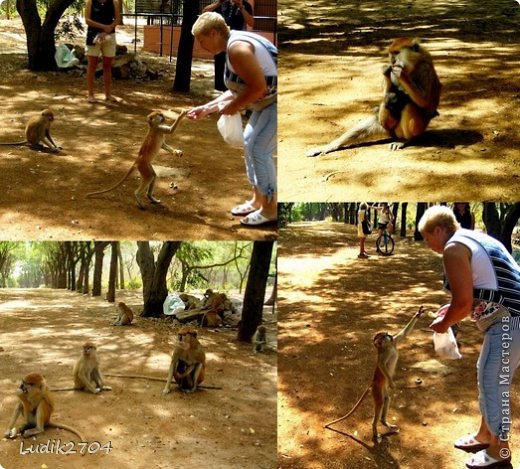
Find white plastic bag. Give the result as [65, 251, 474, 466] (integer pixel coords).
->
[433, 328, 462, 360]
[217, 113, 244, 148]
[54, 44, 79, 69]
[163, 293, 186, 316]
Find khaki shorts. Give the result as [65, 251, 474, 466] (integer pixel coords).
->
[86, 33, 116, 58]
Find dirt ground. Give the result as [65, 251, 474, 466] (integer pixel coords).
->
[0, 19, 277, 241]
[278, 0, 520, 202]
[277, 222, 520, 469]
[0, 288, 277, 469]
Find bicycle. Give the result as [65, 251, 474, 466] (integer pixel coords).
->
[376, 225, 395, 256]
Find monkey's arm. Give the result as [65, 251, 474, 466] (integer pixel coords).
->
[22, 403, 46, 437]
[44, 129, 60, 152]
[393, 315, 420, 344]
[392, 62, 433, 109]
[162, 355, 177, 394]
[4, 402, 22, 437]
[78, 370, 99, 394]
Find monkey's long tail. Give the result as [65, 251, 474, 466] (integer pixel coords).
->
[48, 421, 85, 442]
[324, 385, 371, 429]
[104, 373, 222, 389]
[85, 163, 137, 198]
[0, 140, 27, 146]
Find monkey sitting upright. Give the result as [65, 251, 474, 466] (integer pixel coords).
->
[307, 38, 441, 156]
[325, 306, 425, 440]
[163, 326, 206, 394]
[4, 372, 84, 441]
[86, 109, 187, 209]
[113, 301, 134, 326]
[252, 325, 267, 353]
[0, 109, 61, 153]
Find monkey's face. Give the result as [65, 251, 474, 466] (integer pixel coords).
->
[148, 111, 165, 127]
[42, 110, 54, 122]
[83, 344, 96, 356]
[388, 38, 423, 73]
[373, 332, 393, 349]
[176, 328, 197, 350]
[17, 374, 43, 395]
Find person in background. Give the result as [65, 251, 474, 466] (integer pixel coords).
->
[85, 0, 121, 103]
[203, 0, 254, 91]
[453, 202, 475, 230]
[357, 202, 371, 258]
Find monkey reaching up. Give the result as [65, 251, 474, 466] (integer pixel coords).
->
[86, 109, 187, 209]
[113, 302, 134, 326]
[4, 372, 84, 441]
[307, 38, 441, 156]
[325, 306, 425, 441]
[163, 326, 206, 394]
[0, 109, 61, 153]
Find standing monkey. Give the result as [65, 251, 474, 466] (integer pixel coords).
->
[4, 372, 85, 441]
[86, 109, 187, 209]
[113, 301, 134, 326]
[325, 306, 425, 440]
[307, 38, 441, 156]
[163, 326, 206, 394]
[0, 109, 61, 153]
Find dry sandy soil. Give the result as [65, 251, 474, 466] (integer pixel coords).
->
[278, 222, 520, 469]
[278, 0, 520, 202]
[0, 19, 277, 241]
[0, 288, 277, 469]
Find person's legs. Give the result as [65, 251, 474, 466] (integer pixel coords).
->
[102, 56, 114, 100]
[467, 322, 520, 463]
[242, 104, 277, 221]
[87, 55, 100, 102]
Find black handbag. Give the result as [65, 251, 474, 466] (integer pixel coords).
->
[362, 219, 372, 235]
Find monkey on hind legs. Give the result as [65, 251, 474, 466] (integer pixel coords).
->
[52, 342, 112, 394]
[0, 109, 61, 153]
[324, 306, 425, 441]
[307, 38, 441, 156]
[4, 372, 85, 441]
[86, 109, 187, 209]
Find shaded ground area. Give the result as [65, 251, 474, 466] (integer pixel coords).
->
[277, 222, 520, 468]
[0, 288, 277, 468]
[0, 20, 276, 241]
[278, 0, 520, 201]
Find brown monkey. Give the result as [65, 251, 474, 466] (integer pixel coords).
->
[163, 326, 206, 394]
[86, 109, 187, 209]
[4, 373, 85, 441]
[53, 342, 111, 394]
[324, 306, 425, 440]
[253, 325, 267, 353]
[0, 109, 61, 153]
[113, 302, 134, 326]
[307, 38, 441, 156]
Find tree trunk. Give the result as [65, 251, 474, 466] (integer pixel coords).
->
[17, 0, 75, 70]
[173, 0, 199, 92]
[482, 202, 502, 241]
[107, 242, 118, 303]
[139, 242, 181, 317]
[414, 203, 427, 240]
[500, 203, 520, 253]
[92, 242, 109, 297]
[118, 243, 125, 290]
[400, 202, 408, 238]
[238, 241, 274, 342]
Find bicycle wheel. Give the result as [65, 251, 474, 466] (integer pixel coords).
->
[376, 233, 395, 256]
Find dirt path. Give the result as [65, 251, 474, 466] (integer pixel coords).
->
[0, 288, 277, 469]
[0, 20, 276, 241]
[278, 0, 520, 202]
[277, 221, 520, 468]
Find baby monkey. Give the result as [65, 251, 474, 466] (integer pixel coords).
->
[325, 306, 425, 441]
[0, 108, 61, 153]
[252, 325, 267, 353]
[86, 109, 187, 209]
